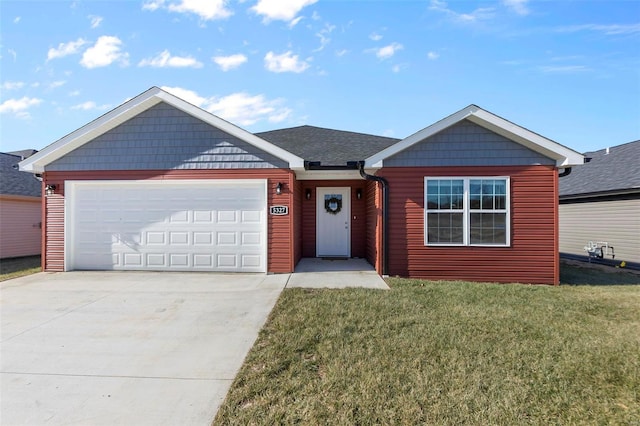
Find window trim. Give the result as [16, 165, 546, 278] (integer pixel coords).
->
[424, 176, 511, 247]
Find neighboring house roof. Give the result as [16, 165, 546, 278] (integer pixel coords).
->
[18, 86, 305, 173]
[365, 104, 584, 168]
[8, 149, 38, 159]
[0, 152, 42, 197]
[257, 125, 399, 165]
[559, 140, 640, 199]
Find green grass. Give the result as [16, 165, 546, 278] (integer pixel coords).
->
[0, 255, 41, 281]
[214, 268, 640, 425]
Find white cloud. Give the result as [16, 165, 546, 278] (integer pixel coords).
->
[14, 16, 21, 23]
[1, 81, 25, 90]
[251, 0, 317, 23]
[264, 51, 310, 73]
[138, 50, 203, 68]
[8, 49, 17, 61]
[538, 65, 589, 74]
[69, 90, 81, 97]
[429, 0, 494, 23]
[160, 86, 291, 126]
[313, 23, 336, 52]
[47, 38, 87, 61]
[369, 32, 383, 41]
[89, 15, 103, 28]
[49, 80, 66, 89]
[212, 53, 248, 71]
[288, 16, 304, 28]
[427, 51, 440, 60]
[503, 0, 529, 16]
[392, 64, 408, 73]
[335, 49, 349, 57]
[369, 42, 403, 60]
[0, 96, 42, 118]
[80, 36, 129, 68]
[71, 101, 111, 111]
[556, 23, 640, 36]
[143, 0, 232, 21]
[208, 93, 291, 125]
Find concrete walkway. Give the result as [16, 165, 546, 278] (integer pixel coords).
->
[1, 272, 287, 426]
[287, 258, 389, 289]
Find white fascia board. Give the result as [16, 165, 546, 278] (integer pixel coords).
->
[19, 87, 305, 173]
[467, 110, 584, 167]
[19, 88, 164, 173]
[364, 104, 584, 168]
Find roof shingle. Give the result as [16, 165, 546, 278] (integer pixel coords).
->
[256, 125, 399, 165]
[559, 140, 640, 197]
[1, 152, 42, 197]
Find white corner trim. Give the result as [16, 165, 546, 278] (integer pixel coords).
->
[19, 87, 305, 173]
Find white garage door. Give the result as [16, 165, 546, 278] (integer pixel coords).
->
[66, 180, 267, 272]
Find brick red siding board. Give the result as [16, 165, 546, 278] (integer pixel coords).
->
[379, 165, 558, 284]
[365, 180, 382, 273]
[43, 169, 295, 273]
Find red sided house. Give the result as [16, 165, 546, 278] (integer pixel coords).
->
[19, 87, 583, 284]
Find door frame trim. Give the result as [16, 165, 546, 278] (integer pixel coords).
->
[315, 186, 351, 257]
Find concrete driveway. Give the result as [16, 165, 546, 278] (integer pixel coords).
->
[1, 271, 287, 425]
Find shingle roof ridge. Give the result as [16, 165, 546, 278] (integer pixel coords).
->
[257, 124, 401, 141]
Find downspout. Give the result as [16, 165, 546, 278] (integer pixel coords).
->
[558, 167, 572, 178]
[357, 161, 389, 276]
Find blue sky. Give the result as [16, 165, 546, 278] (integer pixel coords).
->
[1, 0, 638, 155]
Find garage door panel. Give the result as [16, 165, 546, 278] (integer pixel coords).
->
[68, 180, 266, 272]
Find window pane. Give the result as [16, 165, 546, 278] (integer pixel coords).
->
[427, 195, 439, 209]
[439, 195, 450, 209]
[495, 180, 506, 195]
[440, 180, 451, 194]
[482, 195, 494, 209]
[452, 180, 464, 194]
[495, 195, 505, 209]
[482, 181, 495, 195]
[470, 180, 481, 195]
[451, 194, 464, 209]
[470, 213, 506, 245]
[469, 194, 481, 210]
[427, 180, 439, 195]
[427, 213, 463, 244]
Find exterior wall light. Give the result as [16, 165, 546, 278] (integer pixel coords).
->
[356, 188, 362, 200]
[45, 184, 57, 195]
[305, 188, 312, 200]
[275, 182, 283, 195]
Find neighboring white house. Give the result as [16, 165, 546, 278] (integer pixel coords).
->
[0, 150, 42, 259]
[559, 140, 640, 268]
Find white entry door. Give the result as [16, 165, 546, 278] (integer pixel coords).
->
[316, 187, 350, 257]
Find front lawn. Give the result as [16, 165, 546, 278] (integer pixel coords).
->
[214, 273, 640, 424]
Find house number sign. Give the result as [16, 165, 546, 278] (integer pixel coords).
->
[270, 205, 288, 215]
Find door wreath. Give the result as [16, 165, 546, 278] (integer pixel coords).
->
[324, 195, 342, 215]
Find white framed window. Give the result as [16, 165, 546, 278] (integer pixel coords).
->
[424, 177, 510, 246]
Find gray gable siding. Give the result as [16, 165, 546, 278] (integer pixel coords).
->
[46, 102, 288, 171]
[384, 120, 555, 167]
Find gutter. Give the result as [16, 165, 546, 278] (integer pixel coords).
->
[357, 161, 389, 277]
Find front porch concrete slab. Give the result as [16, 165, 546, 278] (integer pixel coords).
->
[286, 258, 389, 289]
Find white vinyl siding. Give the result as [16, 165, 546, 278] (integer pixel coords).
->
[425, 177, 510, 247]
